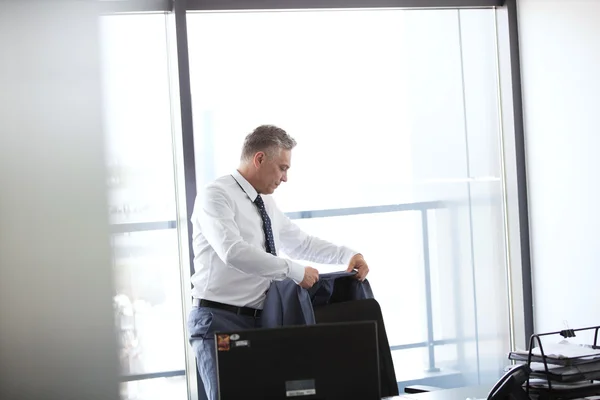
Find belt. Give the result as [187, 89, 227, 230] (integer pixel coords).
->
[192, 298, 262, 318]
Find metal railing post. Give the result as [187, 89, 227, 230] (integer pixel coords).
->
[421, 209, 440, 373]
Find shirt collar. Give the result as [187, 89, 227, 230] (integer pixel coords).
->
[231, 170, 259, 202]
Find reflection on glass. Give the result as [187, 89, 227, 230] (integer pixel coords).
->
[120, 376, 187, 400]
[188, 8, 509, 389]
[112, 230, 185, 376]
[100, 13, 177, 224]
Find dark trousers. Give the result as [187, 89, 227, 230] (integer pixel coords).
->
[187, 306, 262, 400]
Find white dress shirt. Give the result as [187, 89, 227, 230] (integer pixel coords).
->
[190, 170, 357, 309]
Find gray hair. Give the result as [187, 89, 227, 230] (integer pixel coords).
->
[241, 125, 297, 162]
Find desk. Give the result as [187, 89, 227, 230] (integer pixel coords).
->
[386, 385, 490, 400]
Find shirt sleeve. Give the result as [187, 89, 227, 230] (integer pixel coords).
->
[275, 205, 358, 266]
[196, 185, 306, 282]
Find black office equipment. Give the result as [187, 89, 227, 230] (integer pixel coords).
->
[215, 321, 381, 400]
[486, 364, 531, 400]
[508, 324, 600, 399]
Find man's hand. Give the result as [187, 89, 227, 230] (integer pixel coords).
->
[299, 266, 319, 289]
[346, 253, 369, 281]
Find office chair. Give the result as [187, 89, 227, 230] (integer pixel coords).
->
[313, 298, 400, 397]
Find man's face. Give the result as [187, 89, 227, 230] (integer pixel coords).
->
[256, 148, 291, 194]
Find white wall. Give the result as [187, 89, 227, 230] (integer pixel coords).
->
[518, 0, 600, 334]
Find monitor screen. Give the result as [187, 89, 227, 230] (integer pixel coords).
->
[215, 321, 381, 400]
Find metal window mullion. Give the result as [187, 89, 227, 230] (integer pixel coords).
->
[120, 369, 186, 383]
[110, 220, 178, 234]
[185, 0, 505, 12]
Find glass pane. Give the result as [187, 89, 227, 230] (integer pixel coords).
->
[121, 376, 187, 400]
[112, 229, 185, 376]
[100, 14, 177, 224]
[392, 348, 429, 383]
[291, 213, 428, 346]
[188, 8, 510, 389]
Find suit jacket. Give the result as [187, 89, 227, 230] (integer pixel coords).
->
[261, 271, 374, 328]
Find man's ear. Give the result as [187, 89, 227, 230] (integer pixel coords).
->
[253, 151, 265, 168]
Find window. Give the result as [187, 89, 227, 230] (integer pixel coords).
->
[101, 14, 177, 225]
[100, 13, 188, 400]
[111, 230, 185, 375]
[188, 8, 510, 390]
[120, 376, 188, 400]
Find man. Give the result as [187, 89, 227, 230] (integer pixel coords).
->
[187, 124, 370, 400]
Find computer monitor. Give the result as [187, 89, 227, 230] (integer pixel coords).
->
[215, 321, 381, 400]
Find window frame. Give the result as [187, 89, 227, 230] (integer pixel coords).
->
[103, 0, 531, 398]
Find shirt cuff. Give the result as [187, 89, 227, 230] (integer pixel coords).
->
[288, 261, 306, 284]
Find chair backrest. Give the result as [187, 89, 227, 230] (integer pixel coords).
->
[313, 298, 399, 397]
